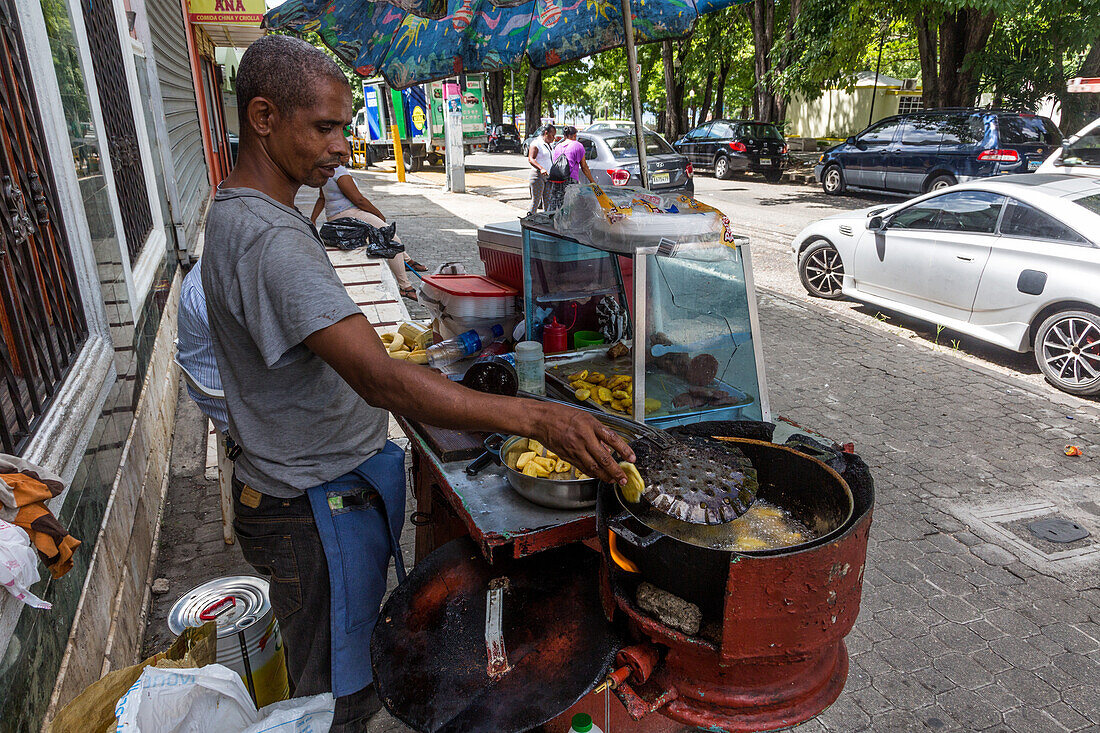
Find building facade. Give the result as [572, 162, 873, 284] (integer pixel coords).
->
[786, 72, 924, 140]
[0, 0, 239, 727]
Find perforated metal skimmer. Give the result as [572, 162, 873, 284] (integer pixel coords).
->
[634, 435, 759, 524]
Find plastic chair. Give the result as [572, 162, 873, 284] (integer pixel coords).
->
[173, 341, 234, 545]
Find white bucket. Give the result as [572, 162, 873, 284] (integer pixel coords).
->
[168, 575, 290, 707]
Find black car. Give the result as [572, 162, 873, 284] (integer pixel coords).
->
[815, 109, 1062, 196]
[488, 123, 522, 153]
[673, 120, 789, 182]
[578, 129, 693, 196]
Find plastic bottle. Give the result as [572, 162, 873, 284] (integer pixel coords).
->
[514, 340, 545, 395]
[426, 324, 505, 369]
[569, 713, 602, 733]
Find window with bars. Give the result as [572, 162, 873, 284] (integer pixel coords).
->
[0, 0, 89, 453]
[898, 95, 924, 116]
[81, 0, 153, 263]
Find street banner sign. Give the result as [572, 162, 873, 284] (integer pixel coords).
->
[1067, 77, 1100, 93]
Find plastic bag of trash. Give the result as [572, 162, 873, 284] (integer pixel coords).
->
[0, 519, 51, 609]
[319, 217, 404, 258]
[114, 664, 334, 733]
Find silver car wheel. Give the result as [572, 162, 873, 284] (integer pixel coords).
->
[799, 241, 845, 298]
[823, 166, 843, 195]
[1036, 311, 1100, 395]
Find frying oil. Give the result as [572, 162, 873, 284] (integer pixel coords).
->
[698, 500, 814, 552]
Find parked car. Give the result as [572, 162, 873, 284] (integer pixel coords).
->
[523, 124, 563, 154]
[1037, 117, 1100, 178]
[673, 120, 789, 182]
[487, 123, 523, 153]
[577, 129, 693, 196]
[816, 110, 1062, 196]
[586, 119, 654, 133]
[791, 174, 1100, 395]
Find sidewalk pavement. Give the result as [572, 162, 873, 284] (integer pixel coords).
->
[145, 168, 1100, 733]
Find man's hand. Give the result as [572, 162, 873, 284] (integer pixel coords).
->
[529, 402, 635, 485]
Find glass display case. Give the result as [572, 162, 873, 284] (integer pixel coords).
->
[522, 185, 769, 427]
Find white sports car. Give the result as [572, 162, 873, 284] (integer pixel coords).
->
[791, 174, 1100, 395]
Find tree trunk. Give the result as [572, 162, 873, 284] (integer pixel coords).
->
[745, 0, 777, 122]
[662, 40, 685, 139]
[698, 72, 715, 126]
[915, 7, 994, 108]
[486, 71, 505, 126]
[524, 68, 542, 132]
[713, 61, 730, 120]
[1059, 44, 1100, 134]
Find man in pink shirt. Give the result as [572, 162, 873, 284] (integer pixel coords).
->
[547, 126, 595, 209]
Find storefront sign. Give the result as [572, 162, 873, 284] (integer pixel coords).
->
[187, 0, 265, 24]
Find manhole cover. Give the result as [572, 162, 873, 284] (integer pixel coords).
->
[1027, 518, 1090, 544]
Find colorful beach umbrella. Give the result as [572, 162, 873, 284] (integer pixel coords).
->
[264, 0, 745, 89]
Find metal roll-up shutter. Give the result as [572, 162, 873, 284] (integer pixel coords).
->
[147, 0, 209, 249]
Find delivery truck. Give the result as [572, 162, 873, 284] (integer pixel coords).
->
[353, 75, 489, 171]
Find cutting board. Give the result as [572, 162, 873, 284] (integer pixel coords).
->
[414, 422, 488, 463]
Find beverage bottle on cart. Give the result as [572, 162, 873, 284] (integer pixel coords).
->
[426, 324, 505, 369]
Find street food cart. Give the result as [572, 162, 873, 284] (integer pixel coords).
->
[379, 186, 874, 733]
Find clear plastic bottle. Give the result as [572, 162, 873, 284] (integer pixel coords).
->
[426, 324, 505, 369]
[514, 340, 545, 395]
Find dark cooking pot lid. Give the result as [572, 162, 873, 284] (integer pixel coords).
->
[371, 538, 619, 733]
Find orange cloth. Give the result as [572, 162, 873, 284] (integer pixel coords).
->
[2, 473, 80, 579]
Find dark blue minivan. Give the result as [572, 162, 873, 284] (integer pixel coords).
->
[815, 110, 1062, 196]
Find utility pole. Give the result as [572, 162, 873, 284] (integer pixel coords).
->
[868, 18, 890, 127]
[510, 70, 515, 123]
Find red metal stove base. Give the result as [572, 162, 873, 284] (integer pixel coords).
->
[639, 641, 848, 732]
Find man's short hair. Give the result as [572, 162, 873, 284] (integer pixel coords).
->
[563, 125, 578, 137]
[543, 124, 556, 136]
[236, 35, 349, 118]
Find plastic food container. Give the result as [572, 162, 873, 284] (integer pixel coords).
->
[420, 274, 518, 321]
[572, 330, 605, 349]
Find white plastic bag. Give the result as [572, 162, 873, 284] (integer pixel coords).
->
[0, 519, 50, 609]
[114, 665, 334, 733]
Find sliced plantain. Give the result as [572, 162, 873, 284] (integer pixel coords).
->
[516, 451, 537, 470]
[596, 386, 613, 404]
[554, 459, 570, 473]
[566, 369, 589, 382]
[611, 390, 630, 401]
[574, 388, 591, 402]
[587, 372, 606, 384]
[407, 349, 429, 364]
[388, 349, 411, 360]
[522, 463, 540, 477]
[528, 439, 546, 457]
[619, 462, 645, 503]
[382, 332, 406, 352]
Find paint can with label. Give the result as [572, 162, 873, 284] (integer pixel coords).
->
[168, 575, 289, 707]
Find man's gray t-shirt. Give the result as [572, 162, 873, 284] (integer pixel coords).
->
[202, 187, 388, 497]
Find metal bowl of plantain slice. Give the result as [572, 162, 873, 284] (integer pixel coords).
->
[495, 435, 599, 510]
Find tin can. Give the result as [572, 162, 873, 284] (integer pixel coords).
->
[168, 576, 289, 707]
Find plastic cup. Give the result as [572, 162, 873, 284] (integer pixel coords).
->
[573, 331, 605, 349]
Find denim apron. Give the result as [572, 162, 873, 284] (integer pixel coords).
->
[305, 440, 407, 697]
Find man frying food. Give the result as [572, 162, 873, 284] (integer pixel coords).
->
[201, 36, 633, 731]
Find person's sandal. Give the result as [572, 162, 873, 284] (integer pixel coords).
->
[400, 286, 418, 301]
[406, 259, 428, 272]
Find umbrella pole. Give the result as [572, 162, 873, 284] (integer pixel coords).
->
[620, 0, 649, 189]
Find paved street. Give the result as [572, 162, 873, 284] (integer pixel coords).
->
[443, 152, 1091, 408]
[146, 167, 1100, 732]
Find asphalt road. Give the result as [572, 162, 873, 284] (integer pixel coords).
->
[456, 152, 1098, 410]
